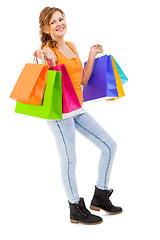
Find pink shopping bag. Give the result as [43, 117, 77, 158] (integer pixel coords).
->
[51, 64, 81, 114]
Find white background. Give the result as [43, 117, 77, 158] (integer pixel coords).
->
[0, 0, 160, 239]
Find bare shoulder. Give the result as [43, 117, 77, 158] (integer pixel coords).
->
[67, 41, 76, 48]
[67, 42, 80, 57]
[43, 46, 58, 62]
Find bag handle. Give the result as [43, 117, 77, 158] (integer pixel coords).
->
[44, 55, 51, 68]
[95, 46, 104, 59]
[33, 54, 51, 68]
[33, 56, 39, 64]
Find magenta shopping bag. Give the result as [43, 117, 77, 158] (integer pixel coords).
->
[83, 54, 119, 102]
[52, 64, 81, 113]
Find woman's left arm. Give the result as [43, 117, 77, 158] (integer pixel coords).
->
[81, 45, 103, 86]
[68, 42, 103, 86]
[69, 42, 103, 86]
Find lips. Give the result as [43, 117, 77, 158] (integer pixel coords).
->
[56, 27, 64, 31]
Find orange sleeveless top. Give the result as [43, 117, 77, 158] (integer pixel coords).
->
[43, 41, 83, 105]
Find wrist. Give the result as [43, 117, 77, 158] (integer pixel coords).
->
[88, 52, 96, 61]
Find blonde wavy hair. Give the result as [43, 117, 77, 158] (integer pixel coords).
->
[39, 7, 65, 49]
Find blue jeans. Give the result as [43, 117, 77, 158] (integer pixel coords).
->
[47, 111, 117, 204]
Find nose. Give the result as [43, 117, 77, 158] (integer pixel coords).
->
[57, 19, 63, 26]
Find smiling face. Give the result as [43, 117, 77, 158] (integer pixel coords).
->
[47, 10, 67, 40]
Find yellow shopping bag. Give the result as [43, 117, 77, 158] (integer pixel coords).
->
[107, 57, 125, 101]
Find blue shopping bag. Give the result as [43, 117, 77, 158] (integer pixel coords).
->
[83, 54, 119, 102]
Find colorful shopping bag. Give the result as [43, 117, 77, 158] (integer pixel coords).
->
[107, 57, 125, 101]
[83, 54, 119, 102]
[10, 63, 49, 105]
[112, 56, 128, 85]
[51, 64, 81, 114]
[15, 69, 62, 119]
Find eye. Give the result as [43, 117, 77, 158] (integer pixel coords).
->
[51, 18, 63, 25]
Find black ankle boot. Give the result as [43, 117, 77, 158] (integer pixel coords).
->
[90, 186, 123, 215]
[69, 198, 103, 225]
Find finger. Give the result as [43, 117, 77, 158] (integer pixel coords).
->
[95, 46, 103, 50]
[96, 43, 103, 49]
[97, 43, 103, 47]
[33, 51, 37, 57]
[96, 48, 103, 53]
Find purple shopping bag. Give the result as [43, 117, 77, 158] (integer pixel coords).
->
[83, 54, 119, 102]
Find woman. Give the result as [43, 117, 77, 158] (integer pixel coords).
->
[34, 6, 122, 225]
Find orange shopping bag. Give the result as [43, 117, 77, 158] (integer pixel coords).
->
[10, 62, 48, 105]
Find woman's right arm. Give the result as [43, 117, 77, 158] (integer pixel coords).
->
[33, 47, 57, 67]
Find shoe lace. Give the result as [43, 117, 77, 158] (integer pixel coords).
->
[76, 199, 89, 216]
[76, 205, 89, 216]
[81, 207, 89, 215]
[106, 189, 113, 206]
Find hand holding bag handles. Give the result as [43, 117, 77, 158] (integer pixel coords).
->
[83, 51, 127, 102]
[13, 54, 62, 119]
[12, 54, 82, 119]
[15, 61, 62, 119]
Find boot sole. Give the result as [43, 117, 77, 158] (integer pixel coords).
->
[70, 219, 103, 225]
[90, 205, 122, 215]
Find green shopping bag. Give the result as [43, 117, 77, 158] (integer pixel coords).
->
[15, 69, 62, 120]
